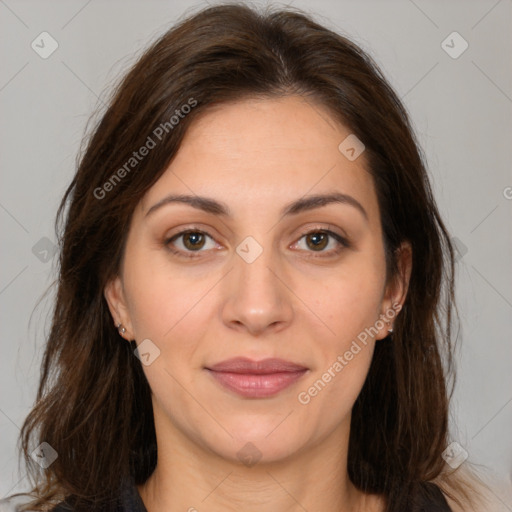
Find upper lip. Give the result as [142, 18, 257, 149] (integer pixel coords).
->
[205, 357, 308, 374]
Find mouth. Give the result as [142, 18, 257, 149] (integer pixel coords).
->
[204, 357, 309, 398]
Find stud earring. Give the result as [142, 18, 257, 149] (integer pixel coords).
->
[117, 322, 126, 335]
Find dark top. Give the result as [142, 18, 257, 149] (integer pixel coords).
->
[51, 477, 453, 511]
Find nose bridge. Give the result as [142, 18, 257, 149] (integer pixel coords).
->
[221, 233, 293, 333]
[234, 233, 280, 300]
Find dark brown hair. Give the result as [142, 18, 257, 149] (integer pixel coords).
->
[11, 3, 479, 511]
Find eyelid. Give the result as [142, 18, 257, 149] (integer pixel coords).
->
[164, 227, 219, 258]
[292, 226, 350, 256]
[163, 224, 351, 258]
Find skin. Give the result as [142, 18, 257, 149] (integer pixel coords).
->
[105, 95, 412, 512]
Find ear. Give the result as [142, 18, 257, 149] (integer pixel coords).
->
[375, 240, 412, 340]
[104, 276, 135, 340]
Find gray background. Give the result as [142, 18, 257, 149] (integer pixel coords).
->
[1, 0, 511, 508]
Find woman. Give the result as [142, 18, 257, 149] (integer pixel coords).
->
[3, 3, 487, 511]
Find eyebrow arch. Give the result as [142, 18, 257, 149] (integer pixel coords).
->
[145, 192, 368, 221]
[281, 192, 368, 221]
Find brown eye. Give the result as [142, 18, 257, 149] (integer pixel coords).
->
[305, 232, 329, 251]
[165, 230, 217, 256]
[182, 232, 206, 250]
[293, 229, 350, 256]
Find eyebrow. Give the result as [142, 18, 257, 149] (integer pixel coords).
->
[145, 192, 368, 222]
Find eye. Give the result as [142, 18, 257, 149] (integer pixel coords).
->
[165, 229, 217, 256]
[164, 227, 349, 259]
[293, 229, 349, 256]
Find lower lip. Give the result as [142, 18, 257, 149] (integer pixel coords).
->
[206, 369, 308, 398]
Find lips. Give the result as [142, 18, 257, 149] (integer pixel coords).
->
[205, 357, 308, 398]
[206, 357, 308, 374]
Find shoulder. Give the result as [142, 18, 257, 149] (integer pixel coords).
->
[411, 481, 453, 511]
[0, 497, 87, 512]
[0, 476, 145, 512]
[0, 487, 126, 512]
[433, 467, 509, 512]
[364, 482, 453, 512]
[442, 480, 511, 512]
[46, 476, 145, 512]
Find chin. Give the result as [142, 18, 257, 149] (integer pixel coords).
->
[226, 423, 303, 462]
[225, 438, 301, 467]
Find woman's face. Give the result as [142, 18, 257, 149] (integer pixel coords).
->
[105, 95, 410, 465]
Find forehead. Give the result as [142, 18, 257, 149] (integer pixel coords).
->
[139, 95, 380, 225]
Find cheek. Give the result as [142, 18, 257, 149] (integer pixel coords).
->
[122, 252, 215, 399]
[293, 254, 384, 407]
[301, 257, 385, 345]
[296, 340, 374, 440]
[294, 273, 382, 425]
[122, 247, 212, 341]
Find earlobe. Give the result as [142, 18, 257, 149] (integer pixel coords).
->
[104, 276, 134, 340]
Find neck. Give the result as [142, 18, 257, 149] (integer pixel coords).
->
[136, 405, 382, 512]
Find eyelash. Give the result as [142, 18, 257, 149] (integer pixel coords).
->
[164, 226, 350, 259]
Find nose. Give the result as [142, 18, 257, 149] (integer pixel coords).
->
[221, 239, 294, 336]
